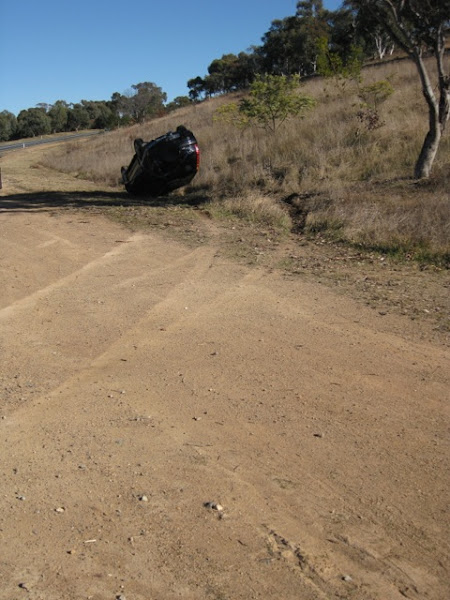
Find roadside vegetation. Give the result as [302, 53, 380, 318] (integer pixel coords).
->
[39, 56, 449, 267]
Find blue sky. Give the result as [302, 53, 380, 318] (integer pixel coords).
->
[1, 0, 342, 116]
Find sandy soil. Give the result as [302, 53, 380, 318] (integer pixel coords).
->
[0, 147, 449, 600]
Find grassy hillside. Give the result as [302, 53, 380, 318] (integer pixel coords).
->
[41, 58, 449, 265]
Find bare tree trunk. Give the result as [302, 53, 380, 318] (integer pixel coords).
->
[436, 24, 450, 130]
[411, 47, 448, 179]
[414, 115, 441, 179]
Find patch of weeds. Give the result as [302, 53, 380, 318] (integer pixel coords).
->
[208, 195, 292, 234]
[305, 217, 345, 238]
[348, 240, 449, 269]
[415, 249, 450, 270]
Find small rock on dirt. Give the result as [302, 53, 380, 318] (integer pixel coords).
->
[204, 501, 224, 511]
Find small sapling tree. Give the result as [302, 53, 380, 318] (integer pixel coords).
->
[214, 75, 315, 134]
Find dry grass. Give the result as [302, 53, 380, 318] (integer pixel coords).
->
[208, 191, 293, 232]
[40, 57, 450, 264]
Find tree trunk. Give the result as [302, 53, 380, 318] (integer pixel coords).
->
[412, 51, 443, 179]
[368, 2, 449, 179]
[414, 119, 441, 179]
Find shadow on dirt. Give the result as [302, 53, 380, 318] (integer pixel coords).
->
[0, 190, 211, 213]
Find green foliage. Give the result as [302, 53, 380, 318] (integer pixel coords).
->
[207, 54, 240, 94]
[92, 103, 116, 129]
[359, 80, 394, 109]
[357, 80, 394, 131]
[166, 96, 192, 112]
[259, 1, 330, 77]
[108, 82, 167, 124]
[49, 101, 69, 133]
[347, 1, 450, 55]
[316, 37, 363, 82]
[67, 104, 90, 131]
[238, 75, 315, 133]
[16, 108, 51, 138]
[213, 102, 250, 129]
[213, 75, 316, 140]
[188, 52, 257, 100]
[187, 76, 205, 101]
[0, 110, 17, 141]
[128, 82, 167, 122]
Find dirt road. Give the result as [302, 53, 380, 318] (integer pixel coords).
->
[0, 148, 449, 600]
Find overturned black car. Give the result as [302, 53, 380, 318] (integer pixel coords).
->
[121, 125, 199, 196]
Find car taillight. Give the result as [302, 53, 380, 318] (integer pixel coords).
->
[194, 144, 200, 171]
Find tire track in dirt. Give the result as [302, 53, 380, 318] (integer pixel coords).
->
[0, 232, 146, 319]
[0, 227, 223, 413]
[1, 209, 449, 599]
[9, 257, 445, 598]
[1, 211, 264, 420]
[104, 266, 447, 599]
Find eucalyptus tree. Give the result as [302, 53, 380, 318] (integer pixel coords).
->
[128, 82, 167, 122]
[113, 83, 167, 123]
[233, 51, 262, 89]
[207, 54, 237, 93]
[258, 1, 331, 77]
[187, 76, 206, 102]
[348, 0, 450, 178]
[294, 0, 331, 72]
[204, 52, 258, 94]
[165, 96, 192, 113]
[16, 107, 51, 138]
[344, 0, 396, 59]
[66, 104, 90, 131]
[0, 110, 17, 141]
[49, 100, 69, 133]
[259, 17, 307, 75]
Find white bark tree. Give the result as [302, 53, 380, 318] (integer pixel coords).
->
[373, 30, 395, 59]
[351, 0, 450, 178]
